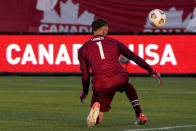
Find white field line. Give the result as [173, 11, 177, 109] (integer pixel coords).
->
[138, 91, 195, 95]
[124, 124, 196, 131]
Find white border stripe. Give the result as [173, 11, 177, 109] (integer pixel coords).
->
[124, 125, 196, 131]
[131, 100, 139, 103]
[132, 104, 140, 107]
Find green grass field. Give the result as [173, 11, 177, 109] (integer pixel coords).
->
[0, 76, 195, 131]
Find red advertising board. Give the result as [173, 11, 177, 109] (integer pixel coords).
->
[0, 35, 195, 73]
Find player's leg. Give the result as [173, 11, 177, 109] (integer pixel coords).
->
[87, 102, 100, 127]
[125, 83, 147, 124]
[87, 102, 104, 127]
[125, 83, 142, 116]
[87, 83, 117, 127]
[96, 112, 104, 125]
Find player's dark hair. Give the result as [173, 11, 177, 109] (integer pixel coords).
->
[92, 18, 108, 32]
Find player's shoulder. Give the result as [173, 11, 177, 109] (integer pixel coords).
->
[104, 36, 117, 42]
[78, 38, 92, 56]
[80, 38, 91, 48]
[78, 45, 83, 56]
[80, 40, 91, 53]
[104, 36, 123, 46]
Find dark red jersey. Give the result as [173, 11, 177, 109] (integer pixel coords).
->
[78, 35, 153, 94]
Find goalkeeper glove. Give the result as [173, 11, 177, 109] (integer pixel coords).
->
[151, 69, 162, 85]
[80, 90, 87, 104]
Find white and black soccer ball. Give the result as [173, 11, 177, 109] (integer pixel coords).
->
[148, 9, 166, 27]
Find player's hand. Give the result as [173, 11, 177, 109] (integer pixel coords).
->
[80, 90, 87, 104]
[151, 70, 162, 85]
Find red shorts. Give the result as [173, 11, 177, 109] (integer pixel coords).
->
[91, 73, 129, 112]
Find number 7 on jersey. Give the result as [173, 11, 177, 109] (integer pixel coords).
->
[96, 41, 105, 59]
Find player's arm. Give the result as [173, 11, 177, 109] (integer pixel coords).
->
[116, 40, 161, 85]
[116, 40, 153, 72]
[78, 48, 90, 103]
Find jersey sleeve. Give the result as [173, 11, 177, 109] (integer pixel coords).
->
[78, 47, 90, 94]
[115, 39, 153, 73]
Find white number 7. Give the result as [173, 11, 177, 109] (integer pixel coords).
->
[96, 41, 105, 59]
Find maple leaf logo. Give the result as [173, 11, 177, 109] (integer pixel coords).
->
[41, 0, 95, 25]
[54, 0, 86, 19]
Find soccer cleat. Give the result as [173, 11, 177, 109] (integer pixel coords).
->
[134, 113, 147, 125]
[86, 102, 100, 127]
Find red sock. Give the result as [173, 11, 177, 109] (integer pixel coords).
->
[125, 83, 142, 117]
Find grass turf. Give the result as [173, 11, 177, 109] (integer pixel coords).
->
[0, 76, 195, 131]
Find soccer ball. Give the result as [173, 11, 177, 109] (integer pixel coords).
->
[148, 9, 166, 27]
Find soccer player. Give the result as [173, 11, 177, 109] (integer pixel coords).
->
[78, 19, 161, 127]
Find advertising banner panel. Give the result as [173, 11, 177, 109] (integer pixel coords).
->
[0, 35, 195, 73]
[1, 0, 196, 33]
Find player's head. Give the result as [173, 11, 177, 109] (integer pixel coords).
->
[92, 18, 109, 36]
